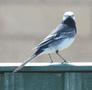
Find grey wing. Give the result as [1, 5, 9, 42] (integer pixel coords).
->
[36, 24, 63, 48]
[36, 24, 76, 49]
[54, 28, 76, 40]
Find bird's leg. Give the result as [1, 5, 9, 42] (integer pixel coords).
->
[56, 50, 68, 64]
[48, 54, 53, 63]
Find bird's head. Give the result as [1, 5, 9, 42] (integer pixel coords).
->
[63, 11, 75, 21]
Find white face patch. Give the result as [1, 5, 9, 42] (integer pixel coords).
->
[63, 11, 75, 21]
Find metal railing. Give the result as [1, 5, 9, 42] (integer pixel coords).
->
[0, 62, 92, 90]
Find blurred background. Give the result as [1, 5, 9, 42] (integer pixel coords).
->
[0, 0, 92, 62]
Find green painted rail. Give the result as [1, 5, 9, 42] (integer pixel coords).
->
[0, 62, 92, 90]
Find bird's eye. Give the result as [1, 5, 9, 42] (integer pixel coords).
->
[72, 15, 75, 17]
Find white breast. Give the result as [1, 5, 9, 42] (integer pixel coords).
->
[57, 37, 75, 50]
[42, 37, 75, 54]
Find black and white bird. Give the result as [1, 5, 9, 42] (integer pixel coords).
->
[13, 11, 77, 72]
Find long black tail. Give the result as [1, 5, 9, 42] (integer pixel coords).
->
[13, 54, 38, 73]
[13, 46, 44, 73]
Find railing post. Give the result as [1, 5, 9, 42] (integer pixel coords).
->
[64, 72, 82, 90]
[4, 73, 14, 90]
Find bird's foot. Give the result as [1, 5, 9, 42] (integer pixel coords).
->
[62, 60, 70, 64]
[49, 60, 53, 63]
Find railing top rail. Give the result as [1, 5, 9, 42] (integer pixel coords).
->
[0, 62, 92, 72]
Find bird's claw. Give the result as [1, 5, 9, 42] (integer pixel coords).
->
[50, 60, 53, 63]
[62, 60, 69, 64]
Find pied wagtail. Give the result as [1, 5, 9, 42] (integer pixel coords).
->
[13, 11, 77, 72]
